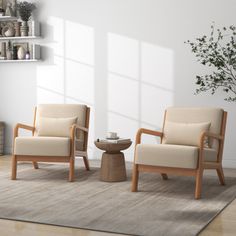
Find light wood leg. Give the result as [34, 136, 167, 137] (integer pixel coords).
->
[33, 161, 39, 169]
[131, 164, 139, 192]
[83, 156, 90, 171]
[161, 173, 168, 180]
[216, 166, 225, 185]
[11, 155, 17, 180]
[195, 169, 203, 199]
[69, 158, 75, 182]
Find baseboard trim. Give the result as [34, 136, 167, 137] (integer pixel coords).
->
[223, 159, 236, 168]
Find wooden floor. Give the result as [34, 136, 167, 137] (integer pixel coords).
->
[0, 156, 236, 236]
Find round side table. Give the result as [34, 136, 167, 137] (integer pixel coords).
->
[94, 141, 132, 182]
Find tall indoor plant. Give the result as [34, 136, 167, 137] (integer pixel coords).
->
[17, 1, 36, 36]
[185, 24, 236, 101]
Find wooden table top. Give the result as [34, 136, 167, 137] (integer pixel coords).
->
[94, 140, 132, 153]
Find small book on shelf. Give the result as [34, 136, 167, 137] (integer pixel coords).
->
[99, 138, 131, 143]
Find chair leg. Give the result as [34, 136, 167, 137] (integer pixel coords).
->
[161, 173, 168, 180]
[33, 162, 39, 169]
[69, 158, 75, 182]
[195, 169, 203, 199]
[216, 166, 225, 185]
[11, 155, 17, 180]
[83, 156, 90, 171]
[131, 164, 139, 192]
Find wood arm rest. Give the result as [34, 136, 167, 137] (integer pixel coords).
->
[135, 128, 163, 145]
[14, 123, 35, 138]
[202, 131, 223, 141]
[71, 124, 88, 133]
[70, 124, 88, 140]
[199, 131, 224, 164]
[200, 131, 223, 148]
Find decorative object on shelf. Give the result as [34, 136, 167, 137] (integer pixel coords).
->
[20, 20, 27, 36]
[17, 45, 25, 59]
[0, 41, 6, 57]
[6, 40, 12, 59]
[0, 8, 4, 17]
[12, 0, 16, 17]
[25, 42, 29, 59]
[185, 23, 236, 102]
[12, 44, 17, 59]
[17, 1, 36, 37]
[14, 21, 20, 36]
[2, 24, 15, 36]
[5, 2, 14, 16]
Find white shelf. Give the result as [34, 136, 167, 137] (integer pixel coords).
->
[0, 36, 41, 41]
[0, 16, 17, 21]
[0, 59, 41, 63]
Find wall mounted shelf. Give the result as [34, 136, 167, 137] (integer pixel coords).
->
[0, 36, 41, 41]
[0, 15, 42, 62]
[0, 59, 40, 63]
[0, 16, 17, 21]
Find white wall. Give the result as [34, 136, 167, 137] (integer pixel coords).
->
[0, 0, 235, 166]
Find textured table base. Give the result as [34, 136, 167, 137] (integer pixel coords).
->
[100, 152, 127, 182]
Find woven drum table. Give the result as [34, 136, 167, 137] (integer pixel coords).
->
[94, 140, 132, 182]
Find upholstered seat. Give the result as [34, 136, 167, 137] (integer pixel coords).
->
[14, 137, 71, 156]
[136, 144, 217, 169]
[12, 104, 90, 182]
[131, 107, 227, 199]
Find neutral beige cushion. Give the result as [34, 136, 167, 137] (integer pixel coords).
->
[37, 117, 77, 137]
[162, 107, 224, 150]
[135, 144, 217, 169]
[14, 137, 71, 156]
[163, 121, 211, 146]
[35, 104, 87, 141]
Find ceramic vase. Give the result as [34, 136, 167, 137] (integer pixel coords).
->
[6, 49, 12, 60]
[4, 26, 15, 37]
[20, 21, 29, 37]
[14, 22, 21, 37]
[17, 46, 26, 60]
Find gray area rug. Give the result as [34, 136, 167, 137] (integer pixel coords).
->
[0, 160, 235, 236]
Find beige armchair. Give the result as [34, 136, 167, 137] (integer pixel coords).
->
[12, 104, 90, 182]
[132, 107, 227, 199]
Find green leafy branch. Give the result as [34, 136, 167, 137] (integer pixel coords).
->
[185, 23, 236, 102]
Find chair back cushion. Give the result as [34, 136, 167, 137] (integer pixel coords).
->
[162, 107, 224, 149]
[37, 117, 78, 137]
[35, 104, 87, 140]
[164, 121, 211, 147]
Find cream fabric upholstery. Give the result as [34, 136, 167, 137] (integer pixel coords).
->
[37, 117, 78, 137]
[162, 107, 223, 150]
[35, 104, 87, 141]
[135, 144, 217, 169]
[14, 137, 71, 156]
[164, 121, 211, 146]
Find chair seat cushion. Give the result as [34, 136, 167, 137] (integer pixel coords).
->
[14, 137, 71, 156]
[135, 144, 217, 169]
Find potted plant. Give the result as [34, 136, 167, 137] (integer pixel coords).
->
[185, 23, 236, 102]
[17, 1, 36, 36]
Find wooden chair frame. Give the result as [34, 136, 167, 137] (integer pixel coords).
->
[11, 106, 90, 182]
[131, 110, 227, 199]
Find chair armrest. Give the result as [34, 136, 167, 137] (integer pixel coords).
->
[198, 131, 224, 164]
[70, 124, 88, 139]
[14, 123, 35, 139]
[135, 128, 163, 145]
[200, 131, 223, 148]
